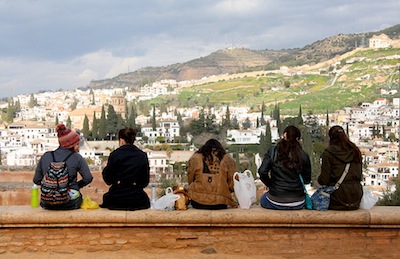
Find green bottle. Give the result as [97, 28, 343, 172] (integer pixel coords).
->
[31, 184, 39, 208]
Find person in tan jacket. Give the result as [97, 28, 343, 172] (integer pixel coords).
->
[187, 139, 238, 209]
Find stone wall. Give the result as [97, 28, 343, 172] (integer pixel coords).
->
[1, 206, 400, 258]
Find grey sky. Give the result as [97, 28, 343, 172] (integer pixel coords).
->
[0, 0, 399, 98]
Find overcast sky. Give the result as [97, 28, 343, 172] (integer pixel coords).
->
[0, 0, 399, 98]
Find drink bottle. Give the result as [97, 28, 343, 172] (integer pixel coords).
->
[151, 185, 156, 208]
[31, 184, 39, 208]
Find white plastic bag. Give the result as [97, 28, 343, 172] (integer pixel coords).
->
[233, 170, 257, 209]
[360, 186, 378, 210]
[153, 187, 180, 211]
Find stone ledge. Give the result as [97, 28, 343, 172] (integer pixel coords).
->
[1, 205, 399, 228]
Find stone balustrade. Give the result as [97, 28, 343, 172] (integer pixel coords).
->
[1, 205, 400, 258]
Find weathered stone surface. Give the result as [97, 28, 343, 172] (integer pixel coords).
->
[1, 205, 400, 258]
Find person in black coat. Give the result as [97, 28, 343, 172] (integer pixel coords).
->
[100, 128, 150, 210]
[258, 125, 311, 210]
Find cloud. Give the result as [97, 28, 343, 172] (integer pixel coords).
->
[78, 69, 98, 82]
[0, 0, 400, 98]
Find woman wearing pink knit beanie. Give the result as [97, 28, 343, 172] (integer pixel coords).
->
[56, 124, 80, 149]
[33, 124, 93, 210]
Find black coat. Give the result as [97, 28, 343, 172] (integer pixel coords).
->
[101, 144, 150, 210]
[258, 146, 311, 201]
[318, 145, 362, 210]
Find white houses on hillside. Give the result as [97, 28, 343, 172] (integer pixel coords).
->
[141, 120, 180, 144]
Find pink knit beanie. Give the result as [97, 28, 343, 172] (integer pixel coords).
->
[56, 124, 80, 149]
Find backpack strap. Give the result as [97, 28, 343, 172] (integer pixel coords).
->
[63, 152, 74, 163]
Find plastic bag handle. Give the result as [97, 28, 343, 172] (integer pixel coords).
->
[166, 187, 173, 195]
[242, 170, 253, 178]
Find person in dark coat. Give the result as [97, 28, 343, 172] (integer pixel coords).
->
[317, 125, 363, 210]
[100, 128, 150, 210]
[258, 125, 311, 210]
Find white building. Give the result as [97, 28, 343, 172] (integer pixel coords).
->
[141, 120, 180, 143]
[145, 149, 172, 182]
[369, 34, 391, 48]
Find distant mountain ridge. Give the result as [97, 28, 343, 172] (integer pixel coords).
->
[87, 24, 400, 91]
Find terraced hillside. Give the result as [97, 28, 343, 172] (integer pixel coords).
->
[88, 48, 291, 91]
[149, 48, 400, 115]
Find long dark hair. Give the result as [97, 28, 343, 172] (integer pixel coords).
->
[196, 138, 226, 163]
[118, 128, 138, 144]
[329, 125, 362, 163]
[276, 125, 303, 171]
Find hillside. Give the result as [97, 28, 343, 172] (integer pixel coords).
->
[86, 24, 400, 91]
[146, 47, 400, 115]
[87, 48, 292, 91]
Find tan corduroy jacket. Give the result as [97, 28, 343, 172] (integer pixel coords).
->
[187, 153, 238, 207]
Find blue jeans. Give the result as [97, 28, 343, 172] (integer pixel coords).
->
[260, 193, 305, 210]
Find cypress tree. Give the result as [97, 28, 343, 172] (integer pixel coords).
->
[265, 122, 272, 149]
[259, 132, 267, 157]
[298, 105, 304, 126]
[127, 106, 137, 128]
[66, 116, 72, 129]
[98, 105, 107, 140]
[116, 114, 125, 130]
[151, 104, 156, 131]
[106, 105, 118, 138]
[260, 101, 266, 126]
[92, 112, 99, 140]
[82, 115, 90, 139]
[325, 109, 329, 127]
[222, 105, 231, 130]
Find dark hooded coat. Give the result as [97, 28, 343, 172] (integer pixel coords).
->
[318, 145, 363, 210]
[101, 144, 150, 211]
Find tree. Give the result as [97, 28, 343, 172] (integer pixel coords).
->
[284, 80, 290, 88]
[66, 116, 72, 129]
[231, 116, 240, 129]
[259, 132, 268, 157]
[106, 105, 118, 138]
[5, 101, 15, 123]
[126, 106, 136, 128]
[28, 94, 36, 108]
[273, 104, 282, 136]
[298, 105, 304, 126]
[55, 115, 59, 125]
[70, 98, 78, 111]
[177, 112, 183, 127]
[204, 111, 219, 135]
[188, 108, 206, 136]
[82, 115, 90, 139]
[91, 112, 99, 140]
[260, 101, 266, 126]
[116, 114, 125, 130]
[325, 109, 329, 127]
[242, 117, 251, 130]
[221, 105, 231, 130]
[151, 103, 156, 131]
[265, 122, 272, 148]
[98, 105, 107, 140]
